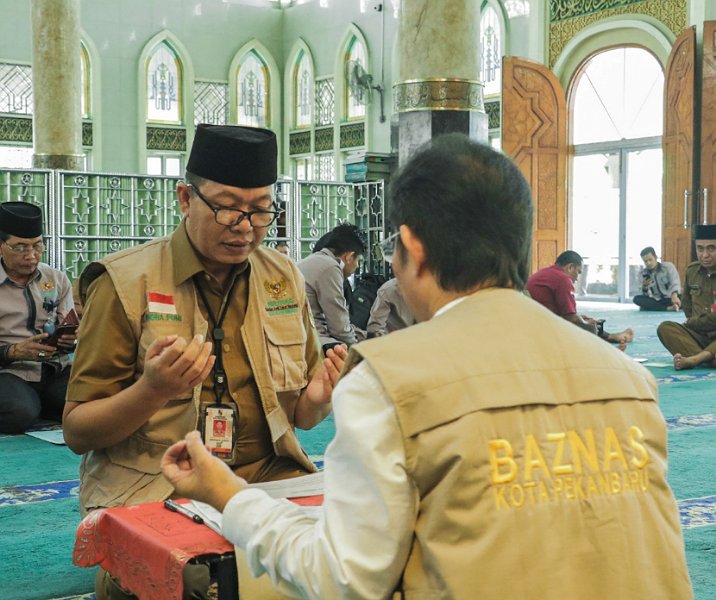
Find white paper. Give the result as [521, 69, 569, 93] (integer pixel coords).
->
[25, 430, 66, 445]
[247, 471, 324, 499]
[188, 472, 325, 533]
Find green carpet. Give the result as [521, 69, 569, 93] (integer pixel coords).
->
[0, 305, 713, 599]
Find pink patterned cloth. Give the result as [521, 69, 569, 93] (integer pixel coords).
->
[73, 500, 234, 600]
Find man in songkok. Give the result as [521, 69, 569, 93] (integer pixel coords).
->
[0, 201, 76, 433]
[64, 124, 344, 600]
[658, 223, 716, 369]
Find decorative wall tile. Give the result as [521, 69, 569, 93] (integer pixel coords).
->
[146, 126, 186, 151]
[289, 130, 311, 155]
[340, 122, 365, 149]
[315, 127, 334, 152]
[0, 116, 32, 143]
[549, 0, 687, 67]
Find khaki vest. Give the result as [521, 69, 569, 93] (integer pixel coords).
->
[348, 288, 692, 600]
[78, 236, 316, 514]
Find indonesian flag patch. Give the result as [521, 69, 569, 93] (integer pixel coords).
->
[146, 291, 181, 321]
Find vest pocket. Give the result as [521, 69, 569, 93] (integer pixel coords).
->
[263, 319, 308, 392]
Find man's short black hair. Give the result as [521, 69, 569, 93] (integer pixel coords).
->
[389, 133, 533, 291]
[321, 223, 365, 256]
[640, 246, 657, 258]
[555, 250, 583, 267]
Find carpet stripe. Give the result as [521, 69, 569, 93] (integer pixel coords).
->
[665, 413, 716, 431]
[678, 495, 716, 529]
[3, 479, 714, 531]
[656, 372, 716, 384]
[0, 479, 79, 507]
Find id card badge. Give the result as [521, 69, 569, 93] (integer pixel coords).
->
[201, 405, 237, 462]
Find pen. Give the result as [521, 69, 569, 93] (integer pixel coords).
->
[164, 499, 204, 524]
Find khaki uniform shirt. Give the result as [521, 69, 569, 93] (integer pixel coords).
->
[69, 222, 323, 513]
[0, 261, 73, 381]
[681, 261, 716, 336]
[347, 289, 692, 599]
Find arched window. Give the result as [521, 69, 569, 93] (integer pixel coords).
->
[80, 42, 91, 118]
[236, 50, 270, 128]
[572, 47, 663, 144]
[344, 36, 367, 121]
[146, 41, 182, 124]
[294, 50, 313, 129]
[570, 46, 664, 301]
[480, 5, 502, 97]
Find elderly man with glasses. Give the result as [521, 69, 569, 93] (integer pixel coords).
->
[0, 202, 77, 434]
[64, 124, 345, 600]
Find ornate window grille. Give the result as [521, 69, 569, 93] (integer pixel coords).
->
[315, 77, 335, 127]
[345, 37, 367, 120]
[480, 5, 502, 97]
[80, 43, 91, 118]
[0, 63, 33, 115]
[146, 42, 182, 124]
[316, 154, 335, 181]
[237, 51, 269, 128]
[194, 81, 228, 125]
[294, 51, 313, 128]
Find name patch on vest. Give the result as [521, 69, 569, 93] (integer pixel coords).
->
[263, 279, 298, 315]
[488, 426, 651, 510]
[145, 291, 182, 321]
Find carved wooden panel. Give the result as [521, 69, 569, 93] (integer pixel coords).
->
[502, 56, 567, 273]
[701, 22, 716, 224]
[663, 26, 696, 277]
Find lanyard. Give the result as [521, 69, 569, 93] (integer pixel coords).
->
[193, 273, 240, 405]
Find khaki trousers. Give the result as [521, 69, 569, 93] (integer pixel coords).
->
[657, 321, 716, 356]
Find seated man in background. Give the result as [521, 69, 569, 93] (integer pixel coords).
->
[162, 133, 691, 599]
[63, 124, 344, 600]
[0, 202, 76, 434]
[633, 246, 681, 311]
[297, 223, 366, 352]
[526, 250, 633, 349]
[274, 241, 290, 256]
[658, 224, 716, 369]
[366, 275, 415, 337]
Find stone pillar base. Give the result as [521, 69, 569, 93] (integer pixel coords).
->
[33, 153, 85, 170]
[398, 110, 488, 167]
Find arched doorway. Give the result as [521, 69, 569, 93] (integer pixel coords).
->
[569, 46, 664, 301]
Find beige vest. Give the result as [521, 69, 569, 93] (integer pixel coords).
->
[78, 236, 316, 514]
[349, 288, 692, 600]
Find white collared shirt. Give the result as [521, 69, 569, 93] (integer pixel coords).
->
[221, 296, 467, 598]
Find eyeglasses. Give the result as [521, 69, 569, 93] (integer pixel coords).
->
[189, 184, 283, 229]
[3, 241, 45, 255]
[377, 232, 399, 263]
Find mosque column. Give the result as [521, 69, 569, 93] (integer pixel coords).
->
[394, 0, 488, 165]
[30, 0, 83, 170]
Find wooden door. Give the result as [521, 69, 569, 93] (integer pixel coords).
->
[663, 26, 696, 277]
[502, 56, 567, 273]
[701, 21, 716, 223]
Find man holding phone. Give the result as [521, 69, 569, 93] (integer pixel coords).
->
[0, 202, 77, 433]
